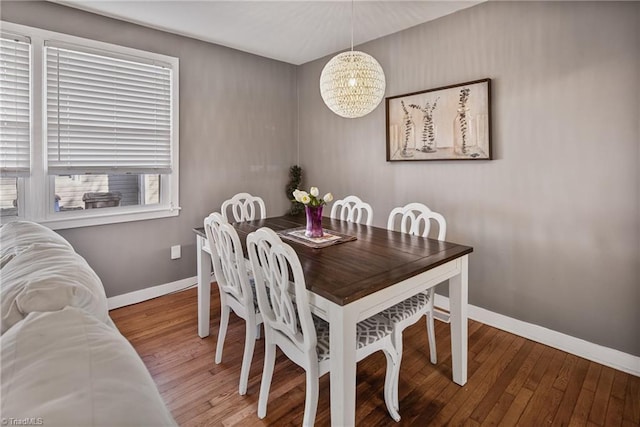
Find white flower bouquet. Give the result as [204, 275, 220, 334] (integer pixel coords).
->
[292, 187, 333, 207]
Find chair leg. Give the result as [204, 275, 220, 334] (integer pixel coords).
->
[426, 311, 437, 364]
[239, 321, 257, 395]
[256, 324, 261, 340]
[215, 304, 230, 364]
[383, 346, 401, 422]
[391, 329, 403, 412]
[302, 363, 319, 427]
[258, 336, 276, 419]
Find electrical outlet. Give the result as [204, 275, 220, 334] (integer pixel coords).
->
[170, 245, 181, 260]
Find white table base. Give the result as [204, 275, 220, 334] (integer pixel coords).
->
[196, 232, 469, 426]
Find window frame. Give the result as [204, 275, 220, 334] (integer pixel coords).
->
[0, 21, 180, 230]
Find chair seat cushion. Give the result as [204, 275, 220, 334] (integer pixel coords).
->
[379, 292, 431, 323]
[249, 278, 271, 313]
[249, 278, 259, 312]
[313, 315, 393, 362]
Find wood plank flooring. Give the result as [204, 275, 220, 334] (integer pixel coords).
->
[110, 287, 640, 427]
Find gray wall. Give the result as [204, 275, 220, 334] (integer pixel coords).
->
[297, 1, 639, 356]
[2, 1, 638, 357]
[1, 1, 297, 296]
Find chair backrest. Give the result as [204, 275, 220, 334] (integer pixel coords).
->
[204, 212, 253, 307]
[387, 202, 447, 240]
[330, 195, 374, 225]
[221, 192, 267, 222]
[247, 227, 316, 354]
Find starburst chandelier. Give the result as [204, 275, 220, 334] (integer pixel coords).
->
[319, 0, 386, 119]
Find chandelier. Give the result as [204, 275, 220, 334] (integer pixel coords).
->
[319, 1, 386, 118]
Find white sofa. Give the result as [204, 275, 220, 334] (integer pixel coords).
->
[0, 221, 176, 427]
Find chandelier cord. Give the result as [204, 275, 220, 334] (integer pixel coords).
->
[350, 0, 354, 52]
[319, 0, 386, 118]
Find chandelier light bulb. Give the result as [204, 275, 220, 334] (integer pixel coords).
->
[319, 50, 386, 119]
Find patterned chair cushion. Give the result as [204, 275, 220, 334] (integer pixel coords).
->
[378, 292, 431, 323]
[248, 278, 270, 313]
[313, 315, 393, 362]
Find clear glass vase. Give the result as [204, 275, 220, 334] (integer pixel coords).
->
[305, 205, 324, 238]
[453, 107, 473, 156]
[418, 119, 437, 153]
[400, 112, 415, 158]
[453, 108, 487, 158]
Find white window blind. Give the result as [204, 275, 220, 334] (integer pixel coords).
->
[0, 33, 31, 177]
[46, 42, 172, 174]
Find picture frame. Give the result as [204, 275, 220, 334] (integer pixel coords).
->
[386, 78, 491, 161]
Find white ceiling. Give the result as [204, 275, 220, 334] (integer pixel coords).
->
[53, 1, 482, 65]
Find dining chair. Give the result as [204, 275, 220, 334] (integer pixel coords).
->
[329, 195, 374, 225]
[383, 202, 447, 409]
[221, 192, 266, 223]
[203, 212, 263, 396]
[247, 227, 401, 425]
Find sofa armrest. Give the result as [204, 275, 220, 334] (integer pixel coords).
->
[1, 307, 176, 427]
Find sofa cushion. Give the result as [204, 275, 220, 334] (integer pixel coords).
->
[1, 242, 108, 335]
[0, 307, 176, 427]
[0, 221, 72, 268]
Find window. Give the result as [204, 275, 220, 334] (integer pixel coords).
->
[0, 33, 30, 218]
[53, 174, 160, 211]
[0, 22, 179, 229]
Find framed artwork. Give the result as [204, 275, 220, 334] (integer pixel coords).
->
[386, 78, 491, 161]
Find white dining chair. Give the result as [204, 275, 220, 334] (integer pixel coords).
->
[221, 192, 266, 223]
[329, 195, 374, 225]
[383, 202, 447, 409]
[247, 227, 401, 425]
[203, 212, 263, 396]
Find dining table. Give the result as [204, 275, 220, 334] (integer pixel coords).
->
[193, 214, 473, 426]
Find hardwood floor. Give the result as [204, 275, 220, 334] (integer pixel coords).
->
[110, 287, 640, 427]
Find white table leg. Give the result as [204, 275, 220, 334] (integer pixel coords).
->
[449, 254, 469, 385]
[197, 234, 212, 338]
[329, 304, 358, 426]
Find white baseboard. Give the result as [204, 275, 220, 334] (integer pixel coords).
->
[434, 294, 640, 377]
[106, 278, 639, 376]
[107, 276, 198, 310]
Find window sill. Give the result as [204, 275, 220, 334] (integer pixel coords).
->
[39, 205, 180, 230]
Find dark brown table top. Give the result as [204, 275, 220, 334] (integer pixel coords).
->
[195, 215, 473, 306]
